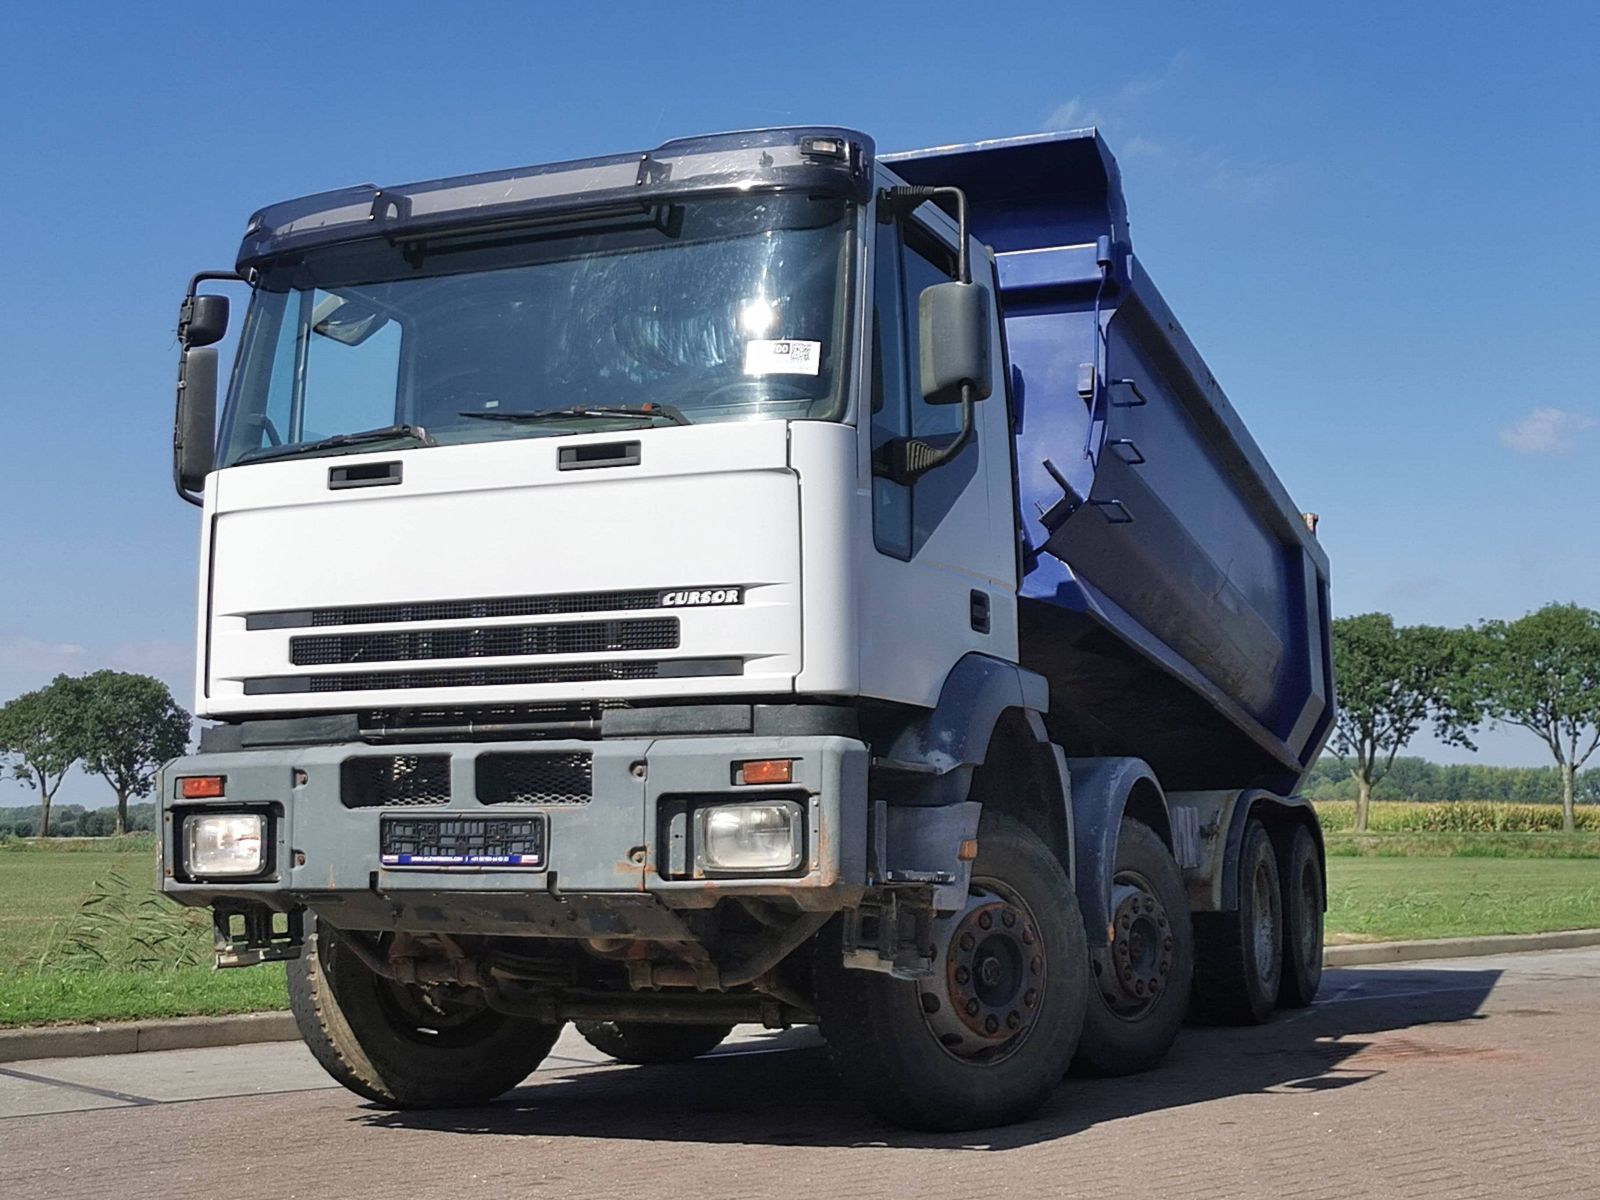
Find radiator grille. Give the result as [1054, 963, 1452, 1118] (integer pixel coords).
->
[477, 753, 593, 806]
[341, 755, 451, 809]
[243, 657, 741, 695]
[291, 618, 678, 666]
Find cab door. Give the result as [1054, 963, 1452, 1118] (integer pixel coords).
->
[856, 196, 1019, 707]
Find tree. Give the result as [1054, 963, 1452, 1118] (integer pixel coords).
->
[1479, 604, 1600, 833]
[0, 676, 88, 837]
[76, 671, 191, 836]
[1329, 614, 1478, 831]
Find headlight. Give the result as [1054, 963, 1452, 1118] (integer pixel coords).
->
[698, 801, 803, 873]
[184, 813, 266, 877]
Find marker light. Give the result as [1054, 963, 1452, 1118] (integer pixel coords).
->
[739, 759, 794, 785]
[184, 813, 266, 877]
[180, 775, 226, 799]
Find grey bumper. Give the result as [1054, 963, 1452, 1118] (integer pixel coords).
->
[157, 734, 868, 935]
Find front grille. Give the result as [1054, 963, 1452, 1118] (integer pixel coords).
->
[341, 755, 451, 808]
[246, 586, 740, 631]
[291, 618, 678, 666]
[477, 753, 593, 805]
[244, 657, 741, 695]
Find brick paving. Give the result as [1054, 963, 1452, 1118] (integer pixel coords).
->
[2, 948, 1597, 1199]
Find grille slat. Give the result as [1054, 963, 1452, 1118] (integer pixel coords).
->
[477, 753, 593, 806]
[292, 618, 679, 667]
[341, 755, 451, 808]
[247, 586, 743, 631]
[244, 657, 741, 696]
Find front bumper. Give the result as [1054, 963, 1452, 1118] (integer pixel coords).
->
[157, 734, 868, 938]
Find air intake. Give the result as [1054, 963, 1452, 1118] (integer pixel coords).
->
[477, 753, 593, 806]
[341, 755, 451, 808]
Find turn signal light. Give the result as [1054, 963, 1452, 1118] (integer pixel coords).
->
[739, 759, 794, 785]
[180, 775, 226, 799]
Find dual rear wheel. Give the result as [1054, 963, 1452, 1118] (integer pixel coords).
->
[1193, 819, 1324, 1024]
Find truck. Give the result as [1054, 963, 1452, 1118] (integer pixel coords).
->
[158, 125, 1334, 1131]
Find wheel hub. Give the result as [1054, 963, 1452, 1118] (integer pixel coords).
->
[918, 886, 1045, 1060]
[1094, 873, 1175, 1019]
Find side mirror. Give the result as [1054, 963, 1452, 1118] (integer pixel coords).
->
[919, 281, 993, 405]
[174, 346, 218, 499]
[181, 293, 230, 347]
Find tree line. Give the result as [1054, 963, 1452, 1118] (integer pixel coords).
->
[1303, 756, 1599, 806]
[1332, 603, 1600, 831]
[0, 672, 190, 837]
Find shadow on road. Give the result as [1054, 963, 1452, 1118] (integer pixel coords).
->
[357, 965, 1501, 1151]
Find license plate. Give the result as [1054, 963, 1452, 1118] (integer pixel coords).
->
[380, 815, 546, 868]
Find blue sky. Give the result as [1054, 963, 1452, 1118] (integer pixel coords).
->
[3, 2, 1597, 805]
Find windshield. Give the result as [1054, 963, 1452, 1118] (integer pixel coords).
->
[218, 194, 855, 466]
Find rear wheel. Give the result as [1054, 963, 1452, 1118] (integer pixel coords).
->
[1191, 819, 1282, 1025]
[288, 918, 563, 1108]
[575, 1020, 734, 1064]
[1278, 825, 1324, 1007]
[1075, 819, 1193, 1074]
[818, 811, 1089, 1131]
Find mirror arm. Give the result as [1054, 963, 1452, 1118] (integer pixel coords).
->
[875, 386, 975, 486]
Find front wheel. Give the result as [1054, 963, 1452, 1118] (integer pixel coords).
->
[575, 1020, 734, 1064]
[287, 919, 563, 1108]
[818, 811, 1089, 1131]
[1075, 818, 1193, 1075]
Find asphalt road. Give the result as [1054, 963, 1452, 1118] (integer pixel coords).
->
[3, 948, 1598, 1200]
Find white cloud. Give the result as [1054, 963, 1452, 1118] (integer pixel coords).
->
[1499, 406, 1597, 455]
[1044, 97, 1100, 132]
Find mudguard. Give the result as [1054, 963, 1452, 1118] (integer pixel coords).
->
[1066, 756, 1167, 947]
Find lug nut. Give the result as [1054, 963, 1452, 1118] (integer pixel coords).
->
[1024, 988, 1039, 1008]
[1022, 929, 1035, 945]
[978, 911, 993, 930]
[966, 998, 980, 1017]
[984, 1015, 999, 1034]
[1006, 1011, 1021, 1030]
[1030, 956, 1042, 975]
[959, 932, 975, 951]
[1001, 910, 1016, 928]
[955, 966, 970, 985]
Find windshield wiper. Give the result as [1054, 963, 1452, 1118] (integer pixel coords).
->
[237, 424, 436, 464]
[459, 403, 690, 426]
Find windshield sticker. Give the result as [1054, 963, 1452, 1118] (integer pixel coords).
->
[743, 339, 822, 376]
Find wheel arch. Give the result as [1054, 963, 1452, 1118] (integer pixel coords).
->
[1064, 756, 1169, 947]
[1220, 792, 1326, 913]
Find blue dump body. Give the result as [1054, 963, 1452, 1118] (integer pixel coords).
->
[887, 132, 1334, 795]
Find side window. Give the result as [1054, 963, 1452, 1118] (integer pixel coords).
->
[903, 229, 962, 436]
[262, 291, 403, 444]
[903, 224, 979, 549]
[870, 218, 912, 558]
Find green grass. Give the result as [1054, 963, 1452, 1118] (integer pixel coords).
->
[1325, 857, 1600, 943]
[0, 841, 287, 1028]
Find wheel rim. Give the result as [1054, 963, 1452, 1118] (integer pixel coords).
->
[917, 878, 1045, 1064]
[1250, 858, 1280, 987]
[1092, 869, 1177, 1020]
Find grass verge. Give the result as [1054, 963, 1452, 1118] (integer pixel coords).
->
[1324, 857, 1600, 943]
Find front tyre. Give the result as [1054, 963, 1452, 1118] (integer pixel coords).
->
[288, 918, 562, 1108]
[818, 812, 1089, 1132]
[1075, 818, 1193, 1075]
[575, 1020, 734, 1064]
